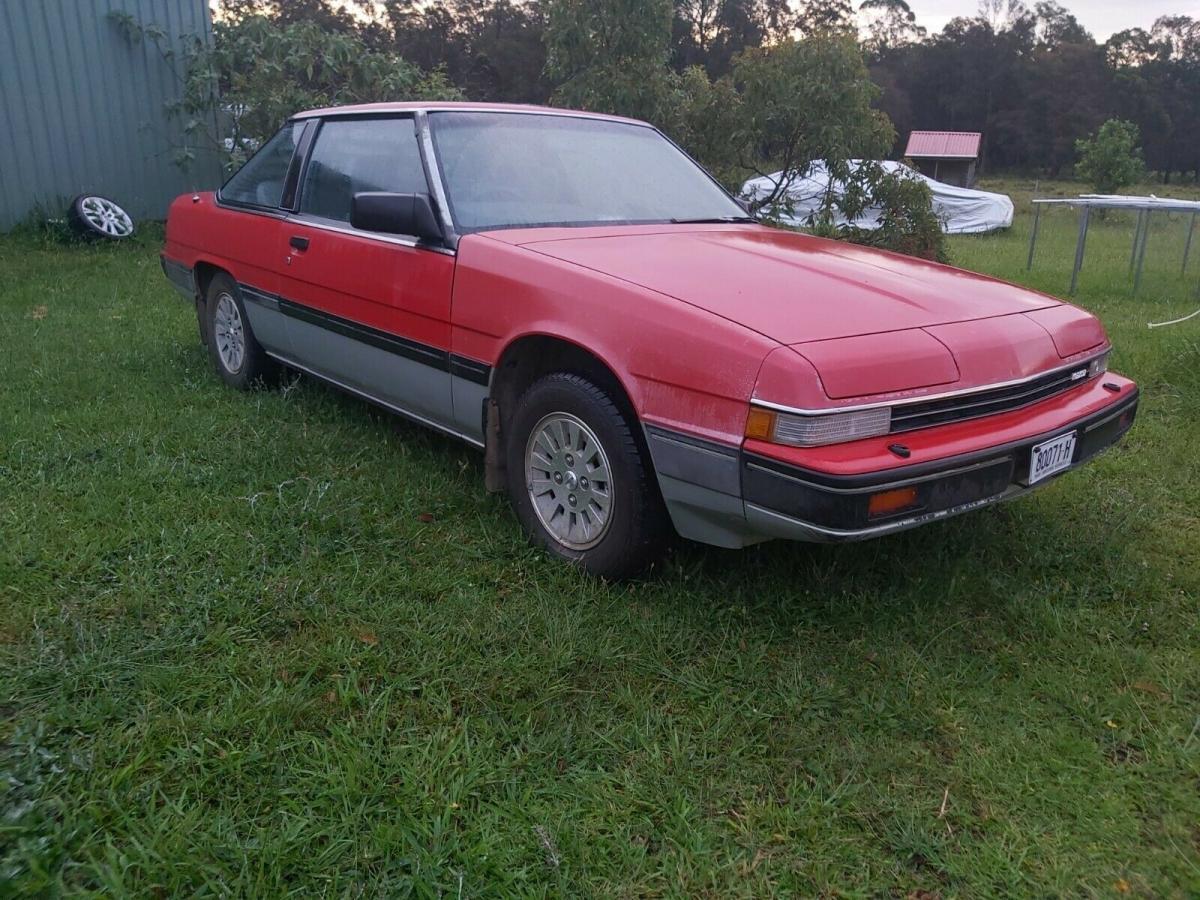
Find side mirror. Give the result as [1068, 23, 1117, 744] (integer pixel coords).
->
[351, 192, 443, 243]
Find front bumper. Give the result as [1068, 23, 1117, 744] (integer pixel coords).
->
[745, 387, 1138, 542]
[646, 385, 1139, 548]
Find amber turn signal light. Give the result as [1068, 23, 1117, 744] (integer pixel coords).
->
[744, 407, 776, 440]
[867, 486, 919, 518]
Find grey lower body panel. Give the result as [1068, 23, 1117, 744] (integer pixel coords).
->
[283, 312, 453, 428]
[239, 286, 291, 356]
[267, 352, 485, 448]
[643, 425, 766, 548]
[219, 278, 491, 448]
[161, 255, 195, 300]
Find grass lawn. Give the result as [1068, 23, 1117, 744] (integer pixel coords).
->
[2, 183, 1198, 896]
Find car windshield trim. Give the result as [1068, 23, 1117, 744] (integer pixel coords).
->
[427, 111, 747, 234]
[435, 217, 749, 232]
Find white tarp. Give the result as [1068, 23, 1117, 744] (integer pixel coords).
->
[742, 160, 1014, 235]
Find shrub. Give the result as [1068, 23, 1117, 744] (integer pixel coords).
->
[833, 165, 948, 262]
[1075, 119, 1146, 193]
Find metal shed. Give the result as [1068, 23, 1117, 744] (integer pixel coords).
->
[904, 131, 982, 188]
[0, 0, 221, 231]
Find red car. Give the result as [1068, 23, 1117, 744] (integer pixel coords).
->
[162, 102, 1138, 578]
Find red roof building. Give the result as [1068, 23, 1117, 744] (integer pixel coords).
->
[904, 132, 983, 187]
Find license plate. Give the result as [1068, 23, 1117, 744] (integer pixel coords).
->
[1029, 432, 1077, 484]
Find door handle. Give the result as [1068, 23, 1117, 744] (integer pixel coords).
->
[289, 235, 310, 251]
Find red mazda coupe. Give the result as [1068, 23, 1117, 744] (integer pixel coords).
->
[162, 103, 1138, 578]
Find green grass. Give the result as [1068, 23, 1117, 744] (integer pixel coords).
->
[2, 186, 1198, 897]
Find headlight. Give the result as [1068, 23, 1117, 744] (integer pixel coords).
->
[746, 404, 891, 447]
[1087, 351, 1109, 379]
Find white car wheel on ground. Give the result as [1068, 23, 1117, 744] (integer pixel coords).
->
[68, 194, 134, 240]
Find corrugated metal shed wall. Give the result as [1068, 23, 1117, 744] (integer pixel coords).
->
[0, 0, 221, 230]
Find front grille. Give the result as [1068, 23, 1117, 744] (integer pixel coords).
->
[889, 363, 1091, 433]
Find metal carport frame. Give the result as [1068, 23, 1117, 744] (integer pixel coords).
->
[1027, 195, 1200, 297]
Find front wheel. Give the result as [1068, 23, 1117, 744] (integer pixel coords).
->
[505, 373, 670, 579]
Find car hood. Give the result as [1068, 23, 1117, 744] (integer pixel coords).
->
[506, 225, 1057, 344]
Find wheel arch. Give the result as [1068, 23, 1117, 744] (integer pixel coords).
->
[484, 332, 650, 493]
[189, 260, 237, 347]
[192, 259, 229, 300]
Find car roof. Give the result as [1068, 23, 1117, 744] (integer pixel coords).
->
[292, 101, 650, 127]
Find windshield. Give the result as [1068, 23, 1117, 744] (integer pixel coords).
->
[428, 111, 748, 232]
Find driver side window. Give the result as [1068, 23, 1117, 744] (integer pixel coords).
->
[220, 123, 302, 208]
[299, 118, 428, 226]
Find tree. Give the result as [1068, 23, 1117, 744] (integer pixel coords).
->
[385, 0, 549, 102]
[1150, 15, 1200, 62]
[794, 0, 854, 36]
[729, 35, 945, 260]
[1105, 28, 1162, 68]
[1075, 119, 1145, 192]
[1022, 40, 1108, 174]
[1106, 17, 1200, 181]
[544, 0, 678, 122]
[859, 0, 925, 57]
[218, 0, 373, 33]
[978, 0, 1031, 33]
[200, 16, 460, 167]
[1032, 1, 1089, 47]
[731, 34, 892, 207]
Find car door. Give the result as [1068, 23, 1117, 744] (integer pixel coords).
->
[276, 115, 456, 428]
[208, 120, 310, 355]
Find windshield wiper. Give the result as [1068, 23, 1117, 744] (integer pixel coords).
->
[669, 215, 756, 224]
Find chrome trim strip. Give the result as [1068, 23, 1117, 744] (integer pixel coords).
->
[416, 110, 458, 242]
[266, 352, 485, 449]
[294, 106, 656, 128]
[745, 489, 1021, 541]
[753, 348, 1109, 416]
[282, 214, 456, 255]
[213, 197, 288, 219]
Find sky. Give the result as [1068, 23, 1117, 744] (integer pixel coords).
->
[909, 1, 1200, 39]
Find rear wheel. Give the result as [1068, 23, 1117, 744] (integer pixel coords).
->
[505, 373, 670, 579]
[204, 273, 276, 389]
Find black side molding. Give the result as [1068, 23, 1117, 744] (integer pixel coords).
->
[234, 280, 494, 386]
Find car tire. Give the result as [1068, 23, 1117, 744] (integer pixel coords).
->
[67, 194, 134, 240]
[204, 273, 276, 389]
[505, 373, 671, 579]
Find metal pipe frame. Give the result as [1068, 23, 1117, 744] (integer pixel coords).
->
[1134, 211, 1152, 296]
[1183, 210, 1197, 276]
[1069, 206, 1091, 296]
